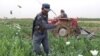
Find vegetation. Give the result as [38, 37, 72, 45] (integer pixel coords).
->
[0, 19, 100, 56]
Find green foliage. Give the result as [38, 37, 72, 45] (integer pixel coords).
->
[0, 19, 100, 56]
[79, 22, 100, 27]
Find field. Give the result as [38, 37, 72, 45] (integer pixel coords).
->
[0, 19, 100, 56]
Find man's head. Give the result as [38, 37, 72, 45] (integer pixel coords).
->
[42, 3, 50, 14]
[61, 9, 65, 13]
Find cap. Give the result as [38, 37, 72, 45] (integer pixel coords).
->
[61, 9, 64, 12]
[42, 3, 50, 11]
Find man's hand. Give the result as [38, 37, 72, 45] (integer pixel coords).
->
[54, 21, 60, 26]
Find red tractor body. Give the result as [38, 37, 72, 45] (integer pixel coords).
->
[48, 18, 80, 37]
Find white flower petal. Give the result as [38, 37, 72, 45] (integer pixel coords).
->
[66, 41, 70, 45]
[90, 50, 98, 56]
[78, 54, 83, 56]
[16, 32, 18, 35]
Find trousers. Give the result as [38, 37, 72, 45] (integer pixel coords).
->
[33, 33, 49, 56]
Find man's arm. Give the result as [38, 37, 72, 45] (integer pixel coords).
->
[32, 18, 37, 36]
[36, 16, 56, 29]
[42, 20, 56, 29]
[32, 20, 34, 36]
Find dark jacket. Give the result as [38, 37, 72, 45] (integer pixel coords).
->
[32, 13, 55, 36]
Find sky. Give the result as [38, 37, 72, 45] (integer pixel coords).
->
[0, 0, 100, 18]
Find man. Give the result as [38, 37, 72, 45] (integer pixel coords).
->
[32, 3, 57, 56]
[58, 9, 68, 18]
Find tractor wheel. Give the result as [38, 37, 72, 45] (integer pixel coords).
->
[58, 27, 68, 37]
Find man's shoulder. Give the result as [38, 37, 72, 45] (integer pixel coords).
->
[36, 13, 42, 17]
[35, 13, 42, 20]
[64, 13, 67, 15]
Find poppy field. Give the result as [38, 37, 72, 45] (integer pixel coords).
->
[0, 19, 100, 56]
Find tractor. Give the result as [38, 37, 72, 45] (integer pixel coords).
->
[48, 18, 81, 37]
